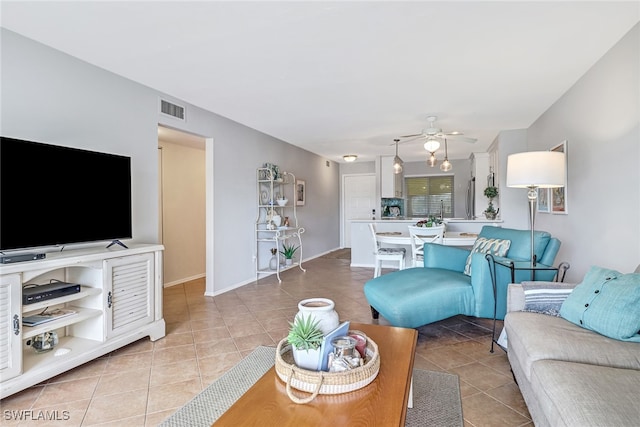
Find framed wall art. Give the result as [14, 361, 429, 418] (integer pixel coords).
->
[296, 179, 306, 206]
[537, 187, 550, 213]
[550, 140, 568, 215]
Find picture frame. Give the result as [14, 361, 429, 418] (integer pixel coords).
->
[537, 187, 550, 213]
[550, 140, 568, 215]
[296, 179, 306, 206]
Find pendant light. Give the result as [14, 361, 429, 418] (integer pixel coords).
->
[440, 139, 452, 172]
[427, 152, 438, 167]
[393, 139, 403, 174]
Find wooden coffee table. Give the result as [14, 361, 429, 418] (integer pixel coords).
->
[214, 322, 417, 426]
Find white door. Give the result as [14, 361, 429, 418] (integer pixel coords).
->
[343, 174, 376, 247]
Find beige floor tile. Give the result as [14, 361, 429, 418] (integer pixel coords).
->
[152, 343, 196, 366]
[32, 377, 99, 408]
[93, 367, 150, 396]
[149, 360, 200, 387]
[83, 389, 148, 425]
[105, 351, 154, 372]
[146, 378, 202, 414]
[461, 392, 530, 427]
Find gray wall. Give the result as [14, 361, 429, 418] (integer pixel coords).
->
[526, 23, 639, 280]
[1, 29, 340, 295]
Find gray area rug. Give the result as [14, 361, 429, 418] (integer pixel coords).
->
[161, 346, 463, 427]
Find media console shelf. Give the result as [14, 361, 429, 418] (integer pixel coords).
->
[0, 243, 165, 399]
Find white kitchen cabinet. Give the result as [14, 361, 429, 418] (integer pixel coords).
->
[0, 244, 165, 399]
[380, 156, 403, 198]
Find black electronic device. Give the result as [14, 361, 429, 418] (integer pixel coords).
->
[0, 253, 46, 264]
[0, 136, 132, 251]
[23, 282, 82, 305]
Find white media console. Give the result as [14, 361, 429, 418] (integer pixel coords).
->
[0, 243, 166, 399]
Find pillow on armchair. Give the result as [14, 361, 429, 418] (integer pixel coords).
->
[463, 237, 511, 276]
[560, 266, 640, 342]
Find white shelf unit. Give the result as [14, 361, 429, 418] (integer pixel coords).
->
[0, 244, 165, 399]
[255, 167, 306, 283]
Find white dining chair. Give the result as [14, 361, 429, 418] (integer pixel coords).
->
[369, 223, 406, 278]
[407, 224, 445, 267]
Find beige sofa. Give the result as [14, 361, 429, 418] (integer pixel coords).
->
[504, 281, 640, 427]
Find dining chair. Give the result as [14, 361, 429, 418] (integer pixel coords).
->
[369, 223, 406, 278]
[407, 225, 445, 267]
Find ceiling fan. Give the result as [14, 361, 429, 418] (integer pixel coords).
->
[400, 116, 477, 145]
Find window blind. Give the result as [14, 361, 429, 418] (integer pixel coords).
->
[405, 176, 454, 218]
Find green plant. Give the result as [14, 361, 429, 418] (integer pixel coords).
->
[484, 186, 498, 199]
[287, 315, 324, 351]
[415, 215, 443, 227]
[280, 243, 299, 259]
[484, 186, 499, 216]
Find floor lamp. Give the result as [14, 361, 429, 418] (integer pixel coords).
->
[506, 151, 566, 266]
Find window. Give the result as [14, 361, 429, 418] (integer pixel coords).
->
[405, 176, 454, 218]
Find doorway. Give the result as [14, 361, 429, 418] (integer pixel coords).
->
[342, 174, 376, 247]
[158, 125, 207, 287]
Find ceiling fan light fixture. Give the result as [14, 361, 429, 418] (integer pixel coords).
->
[343, 154, 357, 162]
[423, 138, 440, 152]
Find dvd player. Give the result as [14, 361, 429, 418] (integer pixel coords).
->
[0, 252, 46, 264]
[23, 282, 81, 305]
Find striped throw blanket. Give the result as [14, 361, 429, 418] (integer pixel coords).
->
[522, 282, 575, 317]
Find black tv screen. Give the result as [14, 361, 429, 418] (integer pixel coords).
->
[0, 137, 132, 251]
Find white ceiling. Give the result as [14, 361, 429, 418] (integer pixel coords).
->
[2, 1, 638, 162]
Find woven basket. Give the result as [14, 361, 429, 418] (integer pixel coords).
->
[275, 330, 380, 404]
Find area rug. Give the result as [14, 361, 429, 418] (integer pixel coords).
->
[161, 346, 463, 427]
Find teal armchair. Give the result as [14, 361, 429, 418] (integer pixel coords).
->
[363, 226, 561, 328]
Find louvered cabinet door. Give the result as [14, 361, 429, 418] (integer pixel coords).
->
[104, 253, 155, 339]
[0, 274, 22, 382]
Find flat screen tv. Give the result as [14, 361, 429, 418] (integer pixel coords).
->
[0, 137, 132, 252]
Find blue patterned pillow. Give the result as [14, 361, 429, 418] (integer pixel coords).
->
[560, 266, 640, 342]
[463, 237, 511, 276]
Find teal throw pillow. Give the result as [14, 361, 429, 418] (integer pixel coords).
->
[463, 237, 511, 276]
[560, 266, 640, 342]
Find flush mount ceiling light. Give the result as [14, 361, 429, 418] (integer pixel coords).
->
[393, 139, 403, 174]
[343, 154, 358, 162]
[423, 137, 440, 153]
[440, 139, 452, 172]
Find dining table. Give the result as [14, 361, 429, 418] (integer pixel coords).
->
[375, 231, 478, 247]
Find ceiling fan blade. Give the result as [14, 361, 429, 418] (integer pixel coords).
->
[448, 135, 477, 143]
[400, 133, 423, 138]
[393, 136, 422, 145]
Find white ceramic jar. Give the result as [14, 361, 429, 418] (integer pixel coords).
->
[295, 298, 339, 335]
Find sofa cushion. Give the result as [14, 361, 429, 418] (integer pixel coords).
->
[504, 311, 640, 382]
[530, 360, 640, 427]
[363, 267, 475, 328]
[463, 237, 511, 276]
[560, 266, 640, 342]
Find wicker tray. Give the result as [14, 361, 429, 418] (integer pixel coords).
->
[275, 330, 380, 404]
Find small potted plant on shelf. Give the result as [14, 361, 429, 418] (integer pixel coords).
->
[280, 243, 299, 266]
[287, 315, 324, 370]
[483, 186, 499, 220]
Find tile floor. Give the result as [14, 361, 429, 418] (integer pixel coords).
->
[1, 251, 532, 426]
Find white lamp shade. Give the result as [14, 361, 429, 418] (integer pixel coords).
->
[506, 151, 566, 188]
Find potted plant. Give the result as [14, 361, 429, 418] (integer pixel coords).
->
[483, 186, 499, 219]
[280, 243, 299, 266]
[287, 314, 324, 370]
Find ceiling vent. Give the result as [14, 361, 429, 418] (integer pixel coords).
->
[159, 99, 186, 121]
